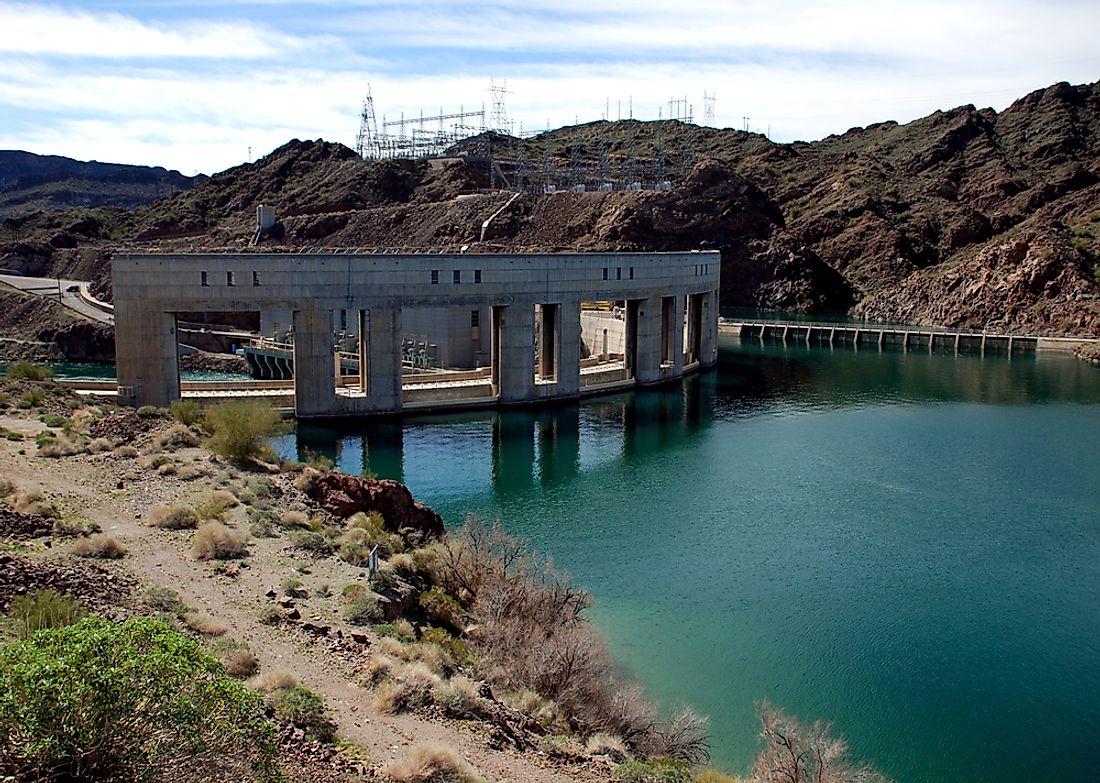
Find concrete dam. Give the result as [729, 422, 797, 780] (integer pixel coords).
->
[113, 251, 720, 417]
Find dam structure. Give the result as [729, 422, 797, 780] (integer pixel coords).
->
[113, 251, 720, 417]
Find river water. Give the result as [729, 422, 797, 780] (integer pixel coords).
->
[280, 337, 1100, 783]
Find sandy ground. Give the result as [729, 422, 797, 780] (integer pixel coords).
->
[0, 408, 610, 783]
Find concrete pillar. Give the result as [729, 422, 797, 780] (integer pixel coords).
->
[115, 303, 179, 407]
[367, 308, 402, 411]
[664, 295, 685, 376]
[493, 304, 535, 403]
[293, 308, 336, 417]
[686, 294, 702, 364]
[558, 303, 581, 397]
[634, 296, 663, 385]
[699, 290, 718, 367]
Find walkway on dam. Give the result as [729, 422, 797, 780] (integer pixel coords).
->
[719, 318, 1096, 355]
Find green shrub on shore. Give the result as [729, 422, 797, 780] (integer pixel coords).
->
[4, 361, 53, 381]
[613, 759, 692, 783]
[0, 617, 279, 782]
[203, 399, 288, 463]
[271, 684, 336, 743]
[169, 399, 202, 426]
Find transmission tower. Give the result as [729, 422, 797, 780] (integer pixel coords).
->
[489, 79, 513, 135]
[355, 86, 380, 159]
[703, 91, 716, 125]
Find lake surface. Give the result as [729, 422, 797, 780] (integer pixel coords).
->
[278, 338, 1100, 783]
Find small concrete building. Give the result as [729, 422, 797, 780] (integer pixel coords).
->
[113, 251, 720, 417]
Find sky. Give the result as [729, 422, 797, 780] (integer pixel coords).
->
[0, 1, 1097, 176]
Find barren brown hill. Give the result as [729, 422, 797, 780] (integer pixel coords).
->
[2, 80, 1098, 340]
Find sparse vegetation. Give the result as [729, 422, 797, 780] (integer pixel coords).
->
[0, 617, 279, 782]
[192, 521, 248, 560]
[169, 399, 202, 426]
[72, 533, 127, 559]
[6, 589, 85, 639]
[149, 504, 200, 530]
[271, 684, 337, 743]
[384, 742, 484, 783]
[4, 361, 53, 381]
[203, 399, 288, 462]
[183, 612, 228, 636]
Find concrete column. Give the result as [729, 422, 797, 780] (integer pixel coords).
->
[115, 302, 179, 407]
[367, 308, 403, 411]
[294, 308, 336, 417]
[699, 289, 718, 367]
[665, 295, 685, 377]
[634, 296, 663, 385]
[494, 304, 535, 403]
[558, 303, 581, 397]
[357, 310, 368, 393]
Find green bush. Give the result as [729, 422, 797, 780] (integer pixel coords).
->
[613, 759, 692, 783]
[39, 414, 69, 429]
[293, 530, 334, 557]
[203, 399, 289, 462]
[136, 405, 162, 418]
[271, 684, 336, 743]
[4, 361, 53, 381]
[169, 399, 202, 426]
[7, 589, 85, 639]
[17, 388, 45, 409]
[419, 588, 466, 634]
[420, 627, 473, 667]
[343, 596, 382, 625]
[0, 617, 279, 781]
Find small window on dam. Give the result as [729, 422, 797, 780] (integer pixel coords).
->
[200, 271, 208, 287]
[252, 271, 261, 286]
[226, 271, 236, 286]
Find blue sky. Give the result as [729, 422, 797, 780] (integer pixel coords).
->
[1, 1, 1098, 175]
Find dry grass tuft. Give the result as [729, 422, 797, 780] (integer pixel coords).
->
[12, 491, 57, 518]
[192, 522, 248, 560]
[183, 612, 228, 636]
[86, 437, 113, 454]
[222, 648, 260, 677]
[383, 743, 483, 783]
[212, 489, 240, 508]
[360, 652, 398, 687]
[72, 534, 127, 559]
[279, 510, 310, 528]
[247, 669, 298, 694]
[38, 434, 84, 458]
[585, 732, 627, 759]
[155, 423, 200, 450]
[373, 662, 441, 714]
[112, 445, 138, 458]
[0, 478, 16, 498]
[149, 505, 200, 530]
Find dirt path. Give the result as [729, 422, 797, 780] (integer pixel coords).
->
[0, 416, 608, 783]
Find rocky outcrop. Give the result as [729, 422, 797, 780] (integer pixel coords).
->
[179, 350, 250, 375]
[0, 552, 133, 617]
[306, 472, 445, 542]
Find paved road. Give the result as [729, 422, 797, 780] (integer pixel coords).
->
[0, 273, 113, 325]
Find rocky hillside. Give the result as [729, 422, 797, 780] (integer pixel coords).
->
[1, 80, 1098, 335]
[0, 150, 203, 219]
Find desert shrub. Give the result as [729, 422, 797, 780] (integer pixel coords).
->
[192, 522, 248, 560]
[257, 605, 282, 625]
[539, 733, 587, 759]
[384, 742, 483, 783]
[145, 586, 185, 613]
[280, 509, 310, 529]
[374, 621, 417, 644]
[86, 437, 112, 453]
[6, 589, 85, 639]
[72, 533, 127, 560]
[169, 399, 202, 426]
[150, 505, 200, 530]
[292, 529, 334, 557]
[280, 577, 306, 598]
[156, 462, 178, 476]
[195, 494, 232, 522]
[369, 564, 398, 592]
[314, 583, 332, 599]
[750, 702, 892, 783]
[588, 733, 629, 759]
[5, 361, 53, 381]
[0, 478, 15, 498]
[222, 648, 260, 678]
[38, 433, 84, 457]
[17, 388, 46, 408]
[183, 612, 228, 636]
[613, 759, 691, 783]
[203, 399, 288, 462]
[0, 617, 279, 782]
[248, 669, 298, 694]
[136, 405, 162, 418]
[39, 414, 69, 428]
[12, 491, 58, 518]
[373, 662, 440, 714]
[648, 708, 710, 765]
[248, 508, 279, 538]
[271, 684, 336, 743]
[418, 588, 466, 634]
[300, 447, 335, 470]
[155, 423, 200, 450]
[420, 627, 472, 668]
[430, 674, 483, 714]
[343, 595, 382, 625]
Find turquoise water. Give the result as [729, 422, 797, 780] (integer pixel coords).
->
[277, 339, 1100, 782]
[0, 362, 250, 382]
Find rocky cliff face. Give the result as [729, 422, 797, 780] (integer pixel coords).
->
[2, 80, 1098, 338]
